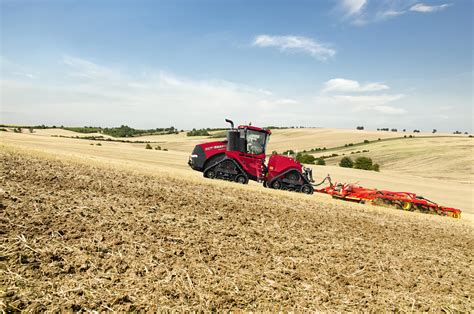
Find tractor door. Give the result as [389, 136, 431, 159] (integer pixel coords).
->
[238, 129, 268, 180]
[237, 153, 265, 180]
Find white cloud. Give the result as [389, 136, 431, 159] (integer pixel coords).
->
[340, 0, 367, 16]
[1, 56, 37, 79]
[381, 10, 406, 17]
[373, 106, 407, 114]
[410, 3, 452, 13]
[252, 35, 336, 61]
[1, 56, 298, 128]
[316, 94, 406, 115]
[322, 78, 389, 93]
[62, 55, 121, 80]
[337, 1, 452, 25]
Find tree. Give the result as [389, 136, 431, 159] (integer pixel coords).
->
[339, 157, 354, 168]
[356, 126, 364, 130]
[432, 129, 437, 134]
[145, 143, 152, 149]
[372, 163, 380, 172]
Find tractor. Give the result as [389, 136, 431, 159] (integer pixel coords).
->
[188, 119, 315, 194]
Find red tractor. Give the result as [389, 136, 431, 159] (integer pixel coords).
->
[188, 119, 315, 194]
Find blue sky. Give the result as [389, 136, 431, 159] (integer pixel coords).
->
[1, 0, 472, 131]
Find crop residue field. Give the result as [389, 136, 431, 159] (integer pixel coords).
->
[1, 149, 472, 311]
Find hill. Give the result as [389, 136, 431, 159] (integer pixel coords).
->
[1, 130, 472, 214]
[1, 148, 472, 311]
[311, 137, 473, 184]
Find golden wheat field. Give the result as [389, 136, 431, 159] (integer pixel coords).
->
[1, 129, 473, 311]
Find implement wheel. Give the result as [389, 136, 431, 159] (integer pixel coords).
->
[402, 201, 413, 211]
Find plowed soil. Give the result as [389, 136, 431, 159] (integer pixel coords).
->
[1, 149, 472, 311]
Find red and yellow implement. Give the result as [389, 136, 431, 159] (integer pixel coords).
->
[316, 182, 461, 219]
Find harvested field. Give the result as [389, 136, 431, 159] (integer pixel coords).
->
[1, 149, 473, 311]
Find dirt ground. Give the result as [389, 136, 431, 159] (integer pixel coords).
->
[1, 149, 472, 311]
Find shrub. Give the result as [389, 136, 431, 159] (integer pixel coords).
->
[363, 140, 369, 144]
[339, 157, 354, 168]
[353, 157, 380, 171]
[163, 148, 168, 151]
[354, 157, 373, 170]
[29, 127, 34, 133]
[282, 149, 295, 155]
[155, 146, 161, 150]
[272, 151, 278, 155]
[296, 153, 316, 164]
[316, 158, 326, 165]
[96, 143, 102, 146]
[145, 143, 152, 149]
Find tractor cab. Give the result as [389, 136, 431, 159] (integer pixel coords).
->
[226, 122, 271, 157]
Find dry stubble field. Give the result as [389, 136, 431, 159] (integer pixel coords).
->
[1, 147, 473, 311]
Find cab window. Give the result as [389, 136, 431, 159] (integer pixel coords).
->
[246, 130, 267, 154]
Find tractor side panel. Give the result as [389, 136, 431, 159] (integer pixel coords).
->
[266, 155, 303, 182]
[189, 141, 227, 171]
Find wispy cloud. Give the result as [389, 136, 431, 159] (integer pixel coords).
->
[1, 56, 299, 128]
[322, 78, 389, 93]
[1, 56, 37, 79]
[409, 3, 452, 13]
[318, 78, 405, 115]
[340, 0, 367, 16]
[252, 35, 336, 61]
[336, 1, 453, 25]
[62, 55, 121, 80]
[316, 94, 406, 115]
[381, 10, 406, 18]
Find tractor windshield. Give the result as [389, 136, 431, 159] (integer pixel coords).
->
[246, 129, 268, 155]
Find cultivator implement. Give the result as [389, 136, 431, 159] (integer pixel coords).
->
[316, 181, 461, 219]
[189, 119, 462, 219]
